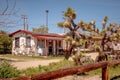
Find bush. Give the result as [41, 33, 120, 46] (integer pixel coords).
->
[22, 67, 40, 76]
[0, 60, 20, 78]
[0, 35, 12, 54]
[22, 60, 75, 76]
[45, 59, 75, 71]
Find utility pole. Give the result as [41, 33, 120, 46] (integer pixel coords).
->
[22, 15, 28, 31]
[46, 10, 49, 27]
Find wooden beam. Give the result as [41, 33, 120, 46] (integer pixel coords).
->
[2, 60, 120, 80]
[102, 65, 108, 80]
[31, 61, 108, 80]
[31, 60, 120, 80]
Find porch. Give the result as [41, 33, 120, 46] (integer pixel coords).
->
[36, 38, 64, 56]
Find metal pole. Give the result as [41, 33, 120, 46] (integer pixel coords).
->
[22, 15, 28, 30]
[46, 10, 49, 27]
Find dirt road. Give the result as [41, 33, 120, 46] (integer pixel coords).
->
[56, 75, 101, 80]
[0, 52, 99, 70]
[0, 55, 62, 70]
[0, 54, 101, 80]
[11, 59, 62, 70]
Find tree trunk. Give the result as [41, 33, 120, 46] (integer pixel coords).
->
[65, 45, 73, 59]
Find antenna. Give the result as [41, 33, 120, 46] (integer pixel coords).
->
[46, 10, 49, 27]
[22, 15, 28, 31]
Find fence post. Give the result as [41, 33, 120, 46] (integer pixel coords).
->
[102, 64, 108, 80]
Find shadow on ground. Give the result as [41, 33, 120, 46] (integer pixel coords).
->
[111, 75, 120, 80]
[0, 58, 22, 62]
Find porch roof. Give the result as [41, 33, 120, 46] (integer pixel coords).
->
[36, 36, 64, 40]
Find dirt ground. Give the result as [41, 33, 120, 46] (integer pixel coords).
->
[0, 55, 62, 70]
[11, 59, 62, 70]
[0, 53, 100, 80]
[83, 52, 99, 61]
[0, 52, 99, 70]
[55, 75, 101, 80]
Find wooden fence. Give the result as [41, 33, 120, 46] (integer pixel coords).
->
[1, 59, 120, 80]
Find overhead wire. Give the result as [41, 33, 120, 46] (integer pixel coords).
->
[2, 0, 9, 15]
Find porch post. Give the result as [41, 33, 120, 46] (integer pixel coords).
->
[53, 40, 56, 55]
[45, 39, 48, 56]
[63, 40, 66, 50]
[56, 40, 59, 55]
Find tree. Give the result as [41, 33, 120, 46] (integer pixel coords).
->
[32, 25, 49, 33]
[57, 7, 120, 61]
[102, 16, 108, 30]
[0, 30, 8, 34]
[95, 21, 120, 61]
[100, 18, 120, 51]
[57, 7, 95, 59]
[0, 30, 12, 54]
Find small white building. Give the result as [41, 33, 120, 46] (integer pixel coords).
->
[9, 30, 67, 56]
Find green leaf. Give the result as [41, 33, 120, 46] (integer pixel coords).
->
[57, 22, 64, 28]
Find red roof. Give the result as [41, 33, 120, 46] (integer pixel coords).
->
[9, 30, 65, 40]
[9, 30, 33, 37]
[0, 34, 3, 37]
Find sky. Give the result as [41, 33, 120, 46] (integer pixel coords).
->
[0, 0, 120, 33]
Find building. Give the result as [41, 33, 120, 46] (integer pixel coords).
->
[0, 34, 3, 37]
[9, 30, 66, 56]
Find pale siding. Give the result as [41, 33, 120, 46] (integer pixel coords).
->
[12, 32, 37, 55]
[11, 31, 67, 56]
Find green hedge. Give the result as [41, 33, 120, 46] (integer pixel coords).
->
[0, 60, 20, 78]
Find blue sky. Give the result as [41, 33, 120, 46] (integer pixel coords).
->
[0, 0, 120, 33]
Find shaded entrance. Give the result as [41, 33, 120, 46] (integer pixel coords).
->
[36, 36, 65, 56]
[48, 40, 53, 55]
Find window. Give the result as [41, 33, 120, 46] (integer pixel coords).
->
[15, 37, 19, 47]
[37, 39, 45, 48]
[26, 37, 31, 47]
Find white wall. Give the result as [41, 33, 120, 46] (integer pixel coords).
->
[12, 32, 37, 55]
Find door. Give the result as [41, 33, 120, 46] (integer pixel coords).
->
[48, 40, 53, 55]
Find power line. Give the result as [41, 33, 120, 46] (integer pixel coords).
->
[2, 0, 9, 15]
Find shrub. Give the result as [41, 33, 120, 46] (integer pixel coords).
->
[46, 59, 75, 71]
[0, 35, 12, 54]
[0, 60, 20, 78]
[22, 60, 74, 76]
[22, 67, 40, 76]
